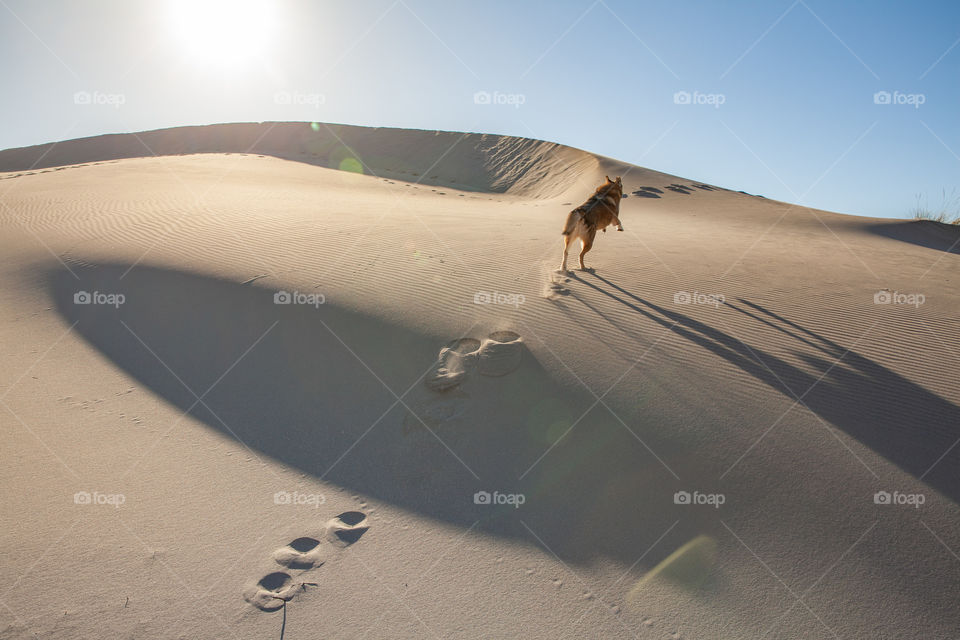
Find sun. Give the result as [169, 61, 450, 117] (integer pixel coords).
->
[166, 0, 277, 67]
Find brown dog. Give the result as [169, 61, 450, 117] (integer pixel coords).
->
[560, 175, 624, 271]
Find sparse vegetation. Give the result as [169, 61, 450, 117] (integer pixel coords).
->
[912, 188, 960, 224]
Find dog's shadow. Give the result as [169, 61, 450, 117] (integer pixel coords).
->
[569, 271, 960, 504]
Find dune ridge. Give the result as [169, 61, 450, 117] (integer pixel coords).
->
[0, 121, 627, 199]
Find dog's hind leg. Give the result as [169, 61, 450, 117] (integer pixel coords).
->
[561, 209, 580, 236]
[560, 234, 571, 272]
[578, 230, 596, 270]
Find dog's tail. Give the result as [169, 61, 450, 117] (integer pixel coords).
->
[561, 209, 582, 235]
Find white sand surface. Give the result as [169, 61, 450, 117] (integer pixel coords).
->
[1, 122, 958, 639]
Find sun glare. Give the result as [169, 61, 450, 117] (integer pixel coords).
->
[167, 0, 276, 67]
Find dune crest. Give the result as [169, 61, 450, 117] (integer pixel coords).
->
[0, 121, 624, 199]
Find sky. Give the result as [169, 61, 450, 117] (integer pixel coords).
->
[1, 0, 958, 219]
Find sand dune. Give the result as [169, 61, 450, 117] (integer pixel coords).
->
[1, 122, 958, 639]
[0, 121, 619, 200]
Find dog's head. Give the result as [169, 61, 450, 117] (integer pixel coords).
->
[603, 175, 623, 197]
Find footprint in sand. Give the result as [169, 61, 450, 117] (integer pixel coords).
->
[632, 187, 662, 199]
[424, 333, 523, 391]
[477, 331, 523, 377]
[272, 536, 324, 570]
[544, 270, 572, 299]
[409, 332, 523, 433]
[425, 338, 481, 391]
[243, 511, 370, 611]
[325, 511, 370, 546]
[243, 572, 299, 611]
[271, 511, 370, 569]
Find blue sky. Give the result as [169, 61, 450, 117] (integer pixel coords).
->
[1, 0, 958, 218]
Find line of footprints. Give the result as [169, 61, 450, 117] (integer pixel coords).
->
[243, 511, 370, 611]
[244, 332, 522, 610]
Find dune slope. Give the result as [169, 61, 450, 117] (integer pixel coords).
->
[0, 123, 958, 639]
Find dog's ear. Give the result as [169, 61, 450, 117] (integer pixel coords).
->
[605, 175, 612, 182]
[616, 176, 622, 185]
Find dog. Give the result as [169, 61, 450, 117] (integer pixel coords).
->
[560, 175, 624, 271]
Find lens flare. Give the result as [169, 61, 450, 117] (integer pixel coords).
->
[628, 535, 717, 602]
[339, 157, 363, 174]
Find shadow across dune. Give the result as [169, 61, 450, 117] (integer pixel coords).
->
[42, 260, 960, 622]
[571, 272, 960, 503]
[47, 262, 731, 568]
[865, 219, 960, 254]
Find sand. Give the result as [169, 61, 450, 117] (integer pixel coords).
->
[0, 122, 958, 639]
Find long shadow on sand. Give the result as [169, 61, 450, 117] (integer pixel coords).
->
[48, 262, 727, 568]
[575, 271, 960, 504]
[41, 261, 960, 640]
[43, 259, 960, 618]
